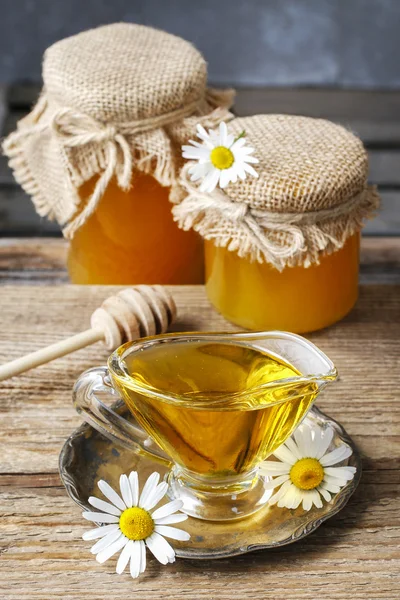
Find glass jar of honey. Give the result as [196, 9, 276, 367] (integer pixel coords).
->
[174, 115, 379, 333]
[3, 23, 233, 284]
[67, 171, 204, 284]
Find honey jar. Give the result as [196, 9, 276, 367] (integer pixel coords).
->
[3, 23, 233, 284]
[173, 115, 379, 333]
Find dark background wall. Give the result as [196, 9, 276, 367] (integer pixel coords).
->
[0, 0, 399, 88]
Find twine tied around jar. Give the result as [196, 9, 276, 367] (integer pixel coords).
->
[173, 163, 380, 270]
[4, 93, 233, 238]
[2, 23, 235, 238]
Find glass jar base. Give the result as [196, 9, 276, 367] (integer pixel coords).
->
[166, 467, 273, 521]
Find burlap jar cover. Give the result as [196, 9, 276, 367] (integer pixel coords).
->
[172, 114, 380, 271]
[2, 23, 234, 238]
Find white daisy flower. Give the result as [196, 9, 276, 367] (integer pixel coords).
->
[182, 122, 259, 193]
[82, 471, 190, 578]
[260, 423, 357, 512]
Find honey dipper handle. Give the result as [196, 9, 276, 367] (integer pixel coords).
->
[0, 328, 104, 382]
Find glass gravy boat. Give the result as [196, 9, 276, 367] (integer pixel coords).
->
[73, 331, 337, 521]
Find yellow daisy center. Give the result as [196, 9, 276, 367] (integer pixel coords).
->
[210, 146, 234, 170]
[290, 458, 324, 490]
[119, 507, 154, 541]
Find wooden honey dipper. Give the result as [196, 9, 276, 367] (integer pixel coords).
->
[0, 285, 176, 381]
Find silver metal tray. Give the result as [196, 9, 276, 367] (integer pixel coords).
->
[59, 403, 361, 560]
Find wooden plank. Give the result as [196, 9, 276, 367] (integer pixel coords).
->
[234, 88, 400, 123]
[3, 84, 400, 145]
[0, 183, 399, 238]
[0, 187, 61, 235]
[2, 148, 399, 187]
[363, 191, 400, 235]
[0, 284, 399, 598]
[0, 237, 399, 285]
[0, 86, 5, 136]
[1, 86, 399, 236]
[368, 151, 400, 186]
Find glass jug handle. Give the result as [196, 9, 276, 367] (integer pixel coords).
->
[72, 366, 172, 468]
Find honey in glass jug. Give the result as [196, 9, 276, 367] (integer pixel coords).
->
[173, 115, 380, 333]
[3, 23, 234, 284]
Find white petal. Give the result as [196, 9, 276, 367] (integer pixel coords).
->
[196, 125, 214, 147]
[320, 480, 341, 494]
[88, 496, 121, 517]
[277, 487, 294, 509]
[182, 148, 209, 160]
[91, 528, 123, 555]
[302, 491, 314, 511]
[119, 474, 133, 508]
[144, 482, 168, 511]
[154, 513, 188, 525]
[263, 474, 290, 491]
[284, 437, 302, 460]
[273, 444, 297, 465]
[130, 540, 142, 579]
[315, 427, 334, 459]
[139, 472, 160, 508]
[278, 485, 294, 509]
[236, 146, 257, 156]
[82, 524, 119, 541]
[259, 461, 291, 475]
[268, 479, 292, 505]
[323, 474, 348, 487]
[242, 155, 259, 164]
[243, 163, 259, 178]
[146, 532, 175, 565]
[289, 486, 304, 509]
[98, 480, 126, 511]
[324, 466, 356, 480]
[219, 168, 233, 188]
[219, 121, 228, 145]
[311, 489, 323, 508]
[317, 486, 332, 502]
[155, 525, 190, 541]
[200, 168, 220, 193]
[96, 534, 127, 564]
[129, 471, 139, 506]
[226, 134, 235, 147]
[129, 540, 142, 579]
[186, 139, 204, 148]
[231, 137, 247, 150]
[320, 445, 352, 467]
[116, 539, 133, 575]
[294, 426, 311, 456]
[139, 540, 146, 574]
[196, 124, 209, 139]
[151, 499, 184, 520]
[82, 511, 119, 524]
[189, 162, 212, 181]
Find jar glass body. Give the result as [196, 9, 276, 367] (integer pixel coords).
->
[205, 233, 360, 333]
[68, 171, 204, 284]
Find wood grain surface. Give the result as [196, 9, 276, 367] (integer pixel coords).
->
[1, 236, 400, 285]
[0, 281, 399, 599]
[1, 85, 400, 236]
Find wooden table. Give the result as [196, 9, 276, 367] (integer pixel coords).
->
[1, 238, 399, 599]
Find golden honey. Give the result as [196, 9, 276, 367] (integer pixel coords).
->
[68, 170, 204, 284]
[205, 233, 360, 333]
[111, 339, 318, 478]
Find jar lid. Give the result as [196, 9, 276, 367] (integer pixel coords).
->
[3, 23, 234, 238]
[43, 23, 207, 123]
[173, 114, 380, 270]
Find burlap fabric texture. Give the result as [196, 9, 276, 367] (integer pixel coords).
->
[172, 114, 380, 271]
[2, 23, 234, 238]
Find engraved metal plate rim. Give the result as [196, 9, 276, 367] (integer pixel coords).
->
[59, 404, 362, 560]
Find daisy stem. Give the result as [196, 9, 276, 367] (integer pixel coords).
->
[233, 130, 246, 144]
